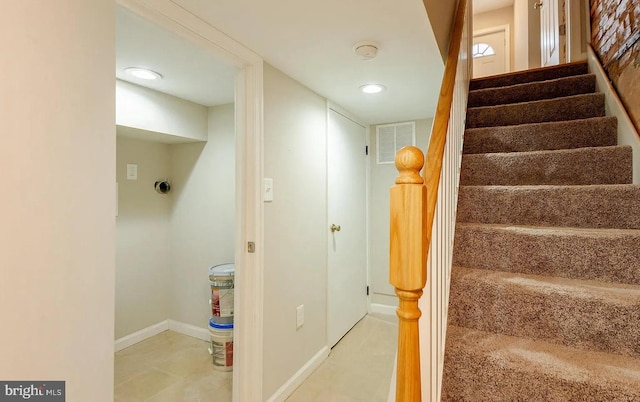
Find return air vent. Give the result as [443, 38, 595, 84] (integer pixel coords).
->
[376, 121, 416, 164]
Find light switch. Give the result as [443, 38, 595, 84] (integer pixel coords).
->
[126, 164, 138, 180]
[264, 178, 273, 202]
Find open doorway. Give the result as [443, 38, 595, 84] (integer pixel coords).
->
[114, 1, 264, 401]
[473, 0, 589, 75]
[473, 25, 511, 77]
[472, 3, 514, 77]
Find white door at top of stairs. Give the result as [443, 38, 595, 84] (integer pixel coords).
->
[539, 0, 561, 66]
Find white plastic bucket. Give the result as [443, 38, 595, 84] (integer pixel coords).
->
[209, 263, 234, 324]
[209, 319, 233, 371]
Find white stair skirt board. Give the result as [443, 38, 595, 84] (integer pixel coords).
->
[114, 320, 169, 352]
[370, 303, 398, 316]
[588, 46, 640, 184]
[266, 346, 330, 402]
[168, 320, 211, 342]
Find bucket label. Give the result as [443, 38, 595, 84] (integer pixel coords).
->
[211, 340, 233, 368]
[211, 288, 234, 317]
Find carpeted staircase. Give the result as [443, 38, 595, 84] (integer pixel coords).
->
[442, 62, 640, 401]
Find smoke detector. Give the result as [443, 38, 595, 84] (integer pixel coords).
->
[353, 41, 379, 60]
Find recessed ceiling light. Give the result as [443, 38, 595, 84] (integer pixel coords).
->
[360, 84, 386, 94]
[125, 67, 163, 81]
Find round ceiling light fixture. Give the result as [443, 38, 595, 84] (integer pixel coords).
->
[360, 83, 386, 94]
[353, 41, 380, 61]
[125, 67, 163, 81]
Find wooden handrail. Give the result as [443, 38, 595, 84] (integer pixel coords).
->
[424, 0, 468, 240]
[389, 0, 468, 401]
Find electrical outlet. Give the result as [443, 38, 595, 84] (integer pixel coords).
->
[296, 304, 304, 329]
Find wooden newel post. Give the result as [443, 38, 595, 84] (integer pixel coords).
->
[389, 146, 428, 402]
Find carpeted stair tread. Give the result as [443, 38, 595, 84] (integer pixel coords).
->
[446, 62, 639, 400]
[468, 74, 596, 107]
[442, 325, 640, 402]
[466, 93, 605, 128]
[460, 145, 632, 186]
[457, 184, 640, 229]
[469, 61, 588, 90]
[453, 223, 640, 285]
[463, 116, 618, 154]
[449, 266, 640, 357]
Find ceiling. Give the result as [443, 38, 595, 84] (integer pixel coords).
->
[116, 0, 512, 125]
[116, 6, 236, 107]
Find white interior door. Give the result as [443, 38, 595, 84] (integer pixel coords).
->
[327, 108, 368, 348]
[539, 0, 560, 66]
[473, 28, 508, 78]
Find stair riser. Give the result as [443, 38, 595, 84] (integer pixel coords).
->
[460, 146, 632, 186]
[466, 94, 605, 128]
[470, 62, 589, 90]
[453, 225, 640, 285]
[463, 117, 618, 154]
[468, 74, 596, 107]
[448, 268, 640, 357]
[457, 185, 640, 229]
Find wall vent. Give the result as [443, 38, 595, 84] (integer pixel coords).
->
[376, 121, 416, 164]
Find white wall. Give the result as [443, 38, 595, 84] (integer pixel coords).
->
[115, 136, 172, 339]
[262, 64, 329, 399]
[474, 6, 515, 71]
[527, 0, 542, 68]
[369, 119, 433, 308]
[114, 78, 236, 338]
[423, 0, 457, 60]
[0, 2, 115, 400]
[514, 0, 542, 71]
[474, 6, 514, 31]
[514, 0, 530, 71]
[170, 103, 236, 328]
[116, 79, 208, 142]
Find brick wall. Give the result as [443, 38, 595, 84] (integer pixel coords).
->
[591, 0, 640, 67]
[590, 0, 640, 131]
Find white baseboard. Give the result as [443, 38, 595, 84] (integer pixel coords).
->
[266, 346, 330, 402]
[168, 319, 211, 341]
[114, 320, 169, 352]
[370, 303, 397, 316]
[115, 320, 212, 352]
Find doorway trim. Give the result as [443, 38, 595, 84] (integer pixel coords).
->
[116, 1, 264, 401]
[473, 24, 512, 73]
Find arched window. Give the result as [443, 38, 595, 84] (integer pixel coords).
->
[472, 42, 496, 58]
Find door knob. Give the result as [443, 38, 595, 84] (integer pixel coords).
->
[534, 2, 543, 9]
[330, 224, 341, 233]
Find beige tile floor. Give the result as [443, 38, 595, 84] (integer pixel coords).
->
[114, 331, 231, 401]
[114, 313, 397, 402]
[285, 313, 398, 402]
